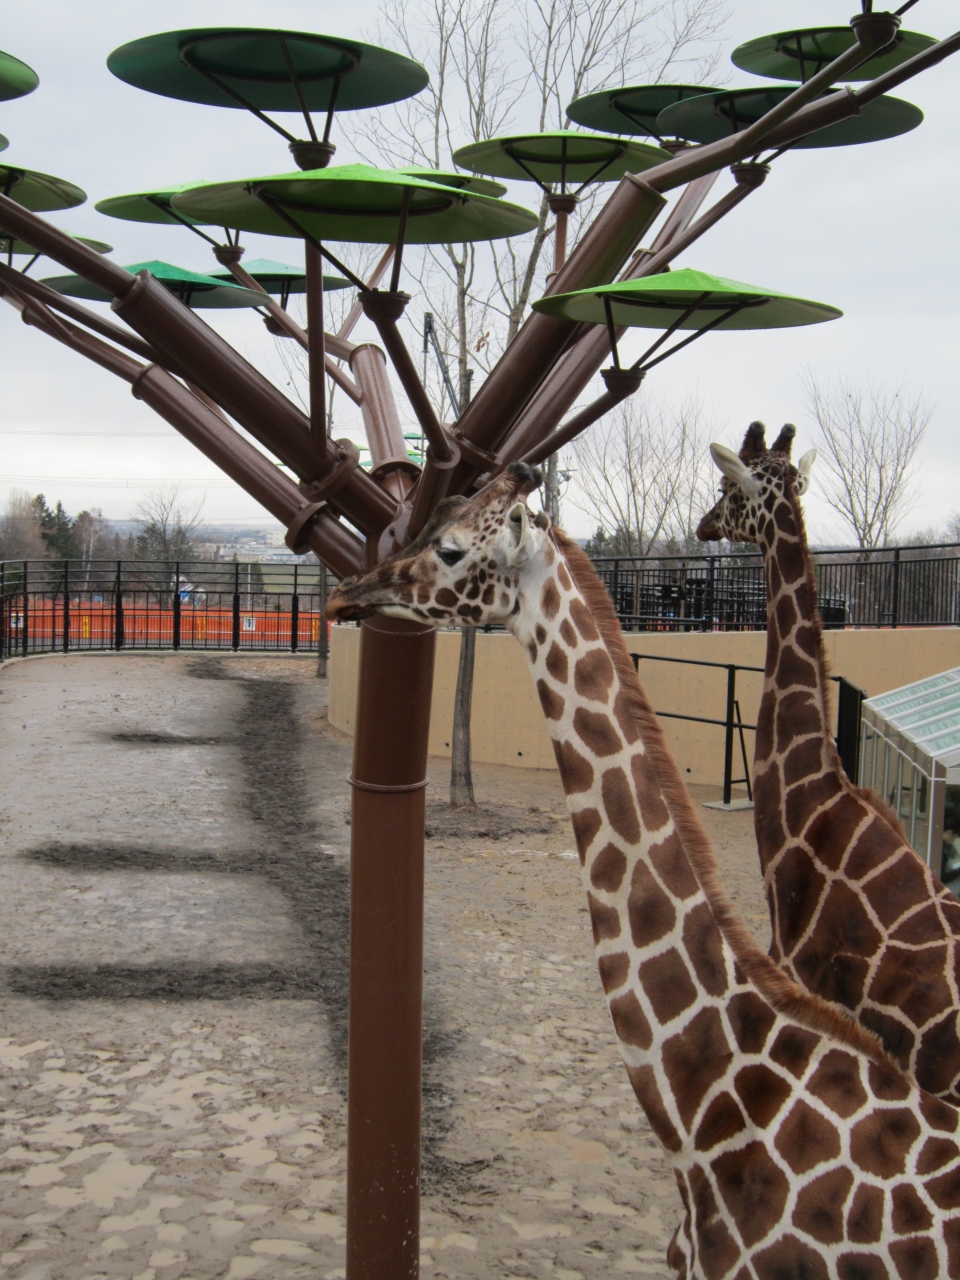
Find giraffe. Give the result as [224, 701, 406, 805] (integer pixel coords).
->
[328, 463, 960, 1278]
[696, 422, 960, 1108]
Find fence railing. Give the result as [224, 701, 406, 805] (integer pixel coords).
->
[0, 559, 330, 659]
[594, 542, 960, 631]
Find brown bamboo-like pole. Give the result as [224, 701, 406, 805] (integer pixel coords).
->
[347, 614, 436, 1280]
[350, 342, 419, 503]
[305, 241, 327, 452]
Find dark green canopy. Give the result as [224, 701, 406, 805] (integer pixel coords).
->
[107, 28, 428, 112]
[397, 167, 507, 198]
[1, 230, 112, 256]
[96, 183, 215, 227]
[171, 164, 539, 244]
[0, 49, 39, 102]
[452, 130, 670, 184]
[657, 87, 923, 148]
[43, 260, 265, 309]
[532, 268, 842, 330]
[566, 84, 720, 139]
[208, 257, 352, 293]
[0, 165, 86, 212]
[732, 26, 937, 84]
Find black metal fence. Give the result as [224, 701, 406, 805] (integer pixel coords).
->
[594, 542, 960, 631]
[0, 559, 330, 659]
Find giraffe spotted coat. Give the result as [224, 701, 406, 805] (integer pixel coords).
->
[329, 464, 960, 1278]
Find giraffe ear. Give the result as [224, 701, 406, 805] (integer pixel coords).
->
[709, 443, 762, 497]
[507, 501, 530, 551]
[796, 448, 817, 495]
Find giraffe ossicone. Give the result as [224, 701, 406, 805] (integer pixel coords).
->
[698, 422, 960, 1108]
[329, 464, 960, 1277]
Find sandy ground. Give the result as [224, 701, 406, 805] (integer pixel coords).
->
[0, 652, 766, 1280]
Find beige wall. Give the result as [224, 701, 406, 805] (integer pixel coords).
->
[328, 625, 960, 787]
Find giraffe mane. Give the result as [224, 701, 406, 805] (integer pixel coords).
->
[551, 527, 896, 1068]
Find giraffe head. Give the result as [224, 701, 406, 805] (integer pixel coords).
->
[326, 463, 548, 627]
[695, 421, 817, 546]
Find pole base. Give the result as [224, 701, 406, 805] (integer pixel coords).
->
[703, 798, 754, 812]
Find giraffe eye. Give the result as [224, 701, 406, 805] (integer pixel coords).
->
[437, 545, 465, 567]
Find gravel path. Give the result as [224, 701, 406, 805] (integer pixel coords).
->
[0, 652, 765, 1280]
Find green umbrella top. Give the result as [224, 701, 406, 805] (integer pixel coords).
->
[170, 163, 539, 245]
[95, 182, 214, 227]
[0, 164, 86, 213]
[397, 167, 507, 198]
[657, 87, 923, 149]
[0, 49, 39, 102]
[731, 25, 937, 84]
[452, 130, 670, 187]
[0, 135, 7, 154]
[42, 260, 266, 310]
[208, 256, 352, 293]
[107, 28, 428, 113]
[1, 230, 112, 257]
[532, 268, 842, 330]
[566, 84, 720, 140]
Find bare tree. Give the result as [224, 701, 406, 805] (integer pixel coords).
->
[0, 488, 48, 561]
[568, 393, 716, 556]
[134, 486, 204, 562]
[802, 370, 932, 549]
[72, 508, 114, 587]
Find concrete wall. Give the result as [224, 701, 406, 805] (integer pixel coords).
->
[328, 625, 960, 786]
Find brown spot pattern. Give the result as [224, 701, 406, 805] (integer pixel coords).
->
[573, 647, 615, 699]
[540, 578, 560, 619]
[536, 679, 565, 721]
[590, 842, 628, 893]
[545, 641, 568, 683]
[627, 860, 677, 948]
[774, 1099, 841, 1174]
[573, 707, 622, 757]
[639, 948, 697, 1023]
[601, 767, 641, 844]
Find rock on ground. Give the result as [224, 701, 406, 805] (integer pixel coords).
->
[0, 652, 765, 1280]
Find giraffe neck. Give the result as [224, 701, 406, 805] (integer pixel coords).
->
[510, 534, 756, 1153]
[754, 490, 842, 872]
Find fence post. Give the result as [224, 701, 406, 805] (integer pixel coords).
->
[891, 547, 901, 629]
[702, 556, 716, 633]
[22, 562, 29, 658]
[114, 560, 124, 650]
[318, 562, 329, 677]
[63, 561, 70, 653]
[232, 561, 241, 652]
[0, 562, 5, 661]
[291, 563, 299, 653]
[835, 677, 866, 783]
[722, 665, 736, 806]
[172, 562, 181, 651]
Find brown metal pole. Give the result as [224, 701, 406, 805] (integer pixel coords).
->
[306, 241, 327, 452]
[517, 368, 645, 468]
[548, 195, 578, 274]
[338, 245, 396, 342]
[350, 342, 419, 502]
[347, 614, 436, 1280]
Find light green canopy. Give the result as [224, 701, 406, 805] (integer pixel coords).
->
[732, 26, 937, 84]
[1, 230, 112, 257]
[657, 87, 923, 149]
[208, 257, 352, 293]
[566, 84, 719, 139]
[96, 182, 214, 227]
[532, 268, 842, 330]
[107, 28, 428, 112]
[0, 135, 7, 154]
[0, 164, 86, 212]
[397, 167, 507, 198]
[452, 130, 670, 185]
[171, 164, 539, 244]
[0, 49, 39, 102]
[43, 260, 265, 309]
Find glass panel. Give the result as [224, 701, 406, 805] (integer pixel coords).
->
[942, 782, 960, 898]
[894, 691, 960, 730]
[861, 727, 875, 789]
[871, 672, 958, 712]
[921, 728, 960, 754]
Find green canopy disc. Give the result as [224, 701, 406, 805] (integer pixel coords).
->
[532, 267, 842, 330]
[171, 164, 539, 244]
[0, 135, 7, 153]
[566, 84, 720, 139]
[397, 167, 507, 198]
[452, 130, 670, 186]
[96, 182, 215, 227]
[0, 164, 86, 212]
[208, 256, 352, 293]
[1, 230, 112, 256]
[42, 260, 265, 309]
[107, 28, 428, 112]
[657, 87, 922, 148]
[732, 26, 937, 83]
[0, 49, 39, 102]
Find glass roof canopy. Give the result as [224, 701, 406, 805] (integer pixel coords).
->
[861, 668, 960, 894]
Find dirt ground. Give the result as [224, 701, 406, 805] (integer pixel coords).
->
[0, 652, 766, 1280]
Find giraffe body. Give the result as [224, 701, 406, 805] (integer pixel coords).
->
[329, 465, 960, 1276]
[697, 423, 960, 1107]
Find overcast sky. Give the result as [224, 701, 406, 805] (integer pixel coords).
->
[1, 0, 957, 540]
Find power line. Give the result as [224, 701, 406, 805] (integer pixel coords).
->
[2, 475, 241, 488]
[0, 430, 174, 438]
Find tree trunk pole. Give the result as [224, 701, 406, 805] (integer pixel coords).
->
[347, 616, 436, 1280]
[449, 627, 476, 807]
